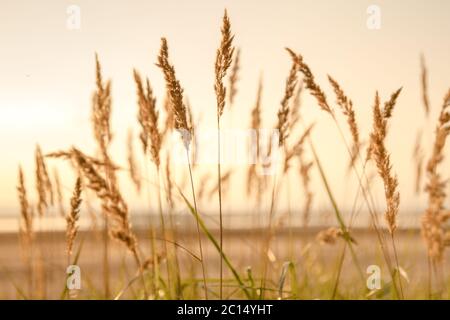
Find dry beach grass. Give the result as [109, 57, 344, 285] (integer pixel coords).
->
[1, 9, 450, 300]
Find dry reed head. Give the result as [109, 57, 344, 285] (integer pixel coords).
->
[35, 145, 53, 217]
[383, 87, 403, 119]
[156, 38, 191, 148]
[287, 48, 332, 114]
[327, 76, 360, 169]
[18, 166, 33, 242]
[92, 54, 112, 156]
[316, 227, 343, 245]
[369, 92, 400, 234]
[366, 88, 402, 161]
[133, 69, 161, 166]
[276, 49, 299, 146]
[299, 156, 313, 227]
[215, 9, 235, 118]
[127, 129, 141, 193]
[247, 78, 263, 197]
[47, 150, 120, 170]
[421, 88, 450, 262]
[61, 147, 139, 254]
[185, 97, 194, 134]
[251, 76, 263, 153]
[165, 153, 174, 208]
[413, 131, 424, 194]
[183, 98, 198, 158]
[420, 54, 430, 117]
[66, 177, 82, 258]
[228, 48, 240, 107]
[246, 164, 257, 198]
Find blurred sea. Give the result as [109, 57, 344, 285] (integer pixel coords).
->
[0, 209, 422, 233]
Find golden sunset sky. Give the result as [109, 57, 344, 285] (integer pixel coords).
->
[1, 0, 449, 219]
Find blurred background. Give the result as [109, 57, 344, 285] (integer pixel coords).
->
[1, 0, 450, 228]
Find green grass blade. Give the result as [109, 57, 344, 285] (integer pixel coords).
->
[177, 186, 251, 299]
[278, 261, 298, 300]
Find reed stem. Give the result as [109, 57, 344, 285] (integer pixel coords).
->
[186, 147, 208, 299]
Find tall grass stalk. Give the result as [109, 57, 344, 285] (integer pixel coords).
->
[155, 165, 172, 298]
[216, 118, 224, 299]
[259, 170, 279, 299]
[214, 10, 234, 298]
[186, 148, 209, 299]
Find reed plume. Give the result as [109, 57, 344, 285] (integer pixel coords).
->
[156, 38, 191, 147]
[92, 54, 112, 159]
[47, 151, 119, 170]
[413, 131, 424, 194]
[35, 145, 53, 216]
[299, 156, 314, 227]
[328, 76, 360, 169]
[421, 54, 430, 117]
[247, 77, 263, 197]
[228, 48, 240, 107]
[18, 166, 33, 243]
[317, 227, 356, 245]
[127, 129, 141, 193]
[276, 49, 299, 146]
[165, 153, 174, 208]
[133, 69, 161, 166]
[366, 88, 402, 161]
[383, 88, 403, 119]
[66, 177, 82, 259]
[421, 89, 450, 263]
[215, 9, 235, 118]
[287, 49, 332, 114]
[67, 148, 134, 246]
[317, 227, 344, 245]
[369, 92, 400, 234]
